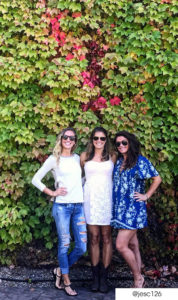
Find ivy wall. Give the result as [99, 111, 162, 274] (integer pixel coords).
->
[0, 0, 177, 264]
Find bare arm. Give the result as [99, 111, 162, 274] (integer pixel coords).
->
[111, 152, 117, 164]
[80, 152, 86, 168]
[80, 152, 87, 181]
[134, 175, 162, 202]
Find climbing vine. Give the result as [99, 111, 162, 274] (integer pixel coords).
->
[0, 0, 177, 264]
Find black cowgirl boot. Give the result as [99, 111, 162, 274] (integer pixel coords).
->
[91, 263, 100, 292]
[99, 263, 109, 293]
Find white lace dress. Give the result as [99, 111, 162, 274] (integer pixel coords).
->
[83, 160, 114, 225]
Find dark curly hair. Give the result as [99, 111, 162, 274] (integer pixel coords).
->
[85, 127, 110, 162]
[114, 131, 141, 169]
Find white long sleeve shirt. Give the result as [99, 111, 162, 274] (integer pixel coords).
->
[32, 154, 83, 203]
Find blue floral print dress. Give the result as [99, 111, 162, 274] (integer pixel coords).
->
[110, 155, 159, 230]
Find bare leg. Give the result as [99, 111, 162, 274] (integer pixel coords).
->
[88, 225, 100, 291]
[129, 233, 142, 273]
[62, 273, 77, 296]
[116, 229, 144, 288]
[88, 225, 100, 266]
[101, 225, 112, 268]
[99, 225, 112, 293]
[53, 267, 63, 289]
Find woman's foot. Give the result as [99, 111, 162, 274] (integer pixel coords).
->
[99, 263, 109, 293]
[53, 267, 63, 290]
[134, 275, 145, 288]
[91, 264, 99, 292]
[63, 281, 78, 296]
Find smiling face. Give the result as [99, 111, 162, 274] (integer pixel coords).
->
[115, 136, 129, 156]
[61, 130, 76, 152]
[93, 131, 107, 150]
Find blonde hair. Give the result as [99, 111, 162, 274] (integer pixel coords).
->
[53, 128, 77, 164]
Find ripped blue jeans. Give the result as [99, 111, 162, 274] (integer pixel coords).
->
[52, 203, 87, 274]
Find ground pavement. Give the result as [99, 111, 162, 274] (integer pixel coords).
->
[0, 261, 177, 300]
[0, 286, 115, 300]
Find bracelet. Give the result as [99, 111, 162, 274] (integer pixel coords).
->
[145, 194, 149, 200]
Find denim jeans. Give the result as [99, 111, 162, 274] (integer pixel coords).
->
[52, 203, 87, 274]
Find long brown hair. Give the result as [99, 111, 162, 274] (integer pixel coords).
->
[114, 131, 141, 169]
[85, 127, 110, 162]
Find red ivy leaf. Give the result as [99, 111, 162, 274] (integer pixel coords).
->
[79, 55, 86, 61]
[72, 12, 82, 18]
[110, 96, 121, 106]
[66, 53, 74, 60]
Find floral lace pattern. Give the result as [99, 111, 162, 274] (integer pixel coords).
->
[83, 160, 114, 225]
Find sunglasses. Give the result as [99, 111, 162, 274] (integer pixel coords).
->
[93, 136, 106, 141]
[115, 141, 128, 147]
[62, 135, 76, 141]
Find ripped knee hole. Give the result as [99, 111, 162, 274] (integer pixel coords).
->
[77, 221, 86, 225]
[81, 238, 87, 243]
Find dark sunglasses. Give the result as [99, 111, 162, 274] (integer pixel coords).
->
[62, 135, 76, 141]
[93, 136, 106, 141]
[115, 141, 128, 147]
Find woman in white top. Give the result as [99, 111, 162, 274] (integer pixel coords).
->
[32, 128, 87, 296]
[80, 127, 116, 293]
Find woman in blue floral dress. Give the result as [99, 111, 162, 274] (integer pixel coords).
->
[111, 131, 162, 288]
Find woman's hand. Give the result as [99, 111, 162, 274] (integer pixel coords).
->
[43, 187, 67, 197]
[53, 187, 67, 197]
[134, 176, 162, 202]
[133, 192, 148, 202]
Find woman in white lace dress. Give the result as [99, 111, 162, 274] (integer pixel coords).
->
[80, 127, 116, 293]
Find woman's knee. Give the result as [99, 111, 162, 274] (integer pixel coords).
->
[116, 241, 126, 253]
[58, 233, 70, 253]
[102, 233, 112, 245]
[90, 233, 100, 246]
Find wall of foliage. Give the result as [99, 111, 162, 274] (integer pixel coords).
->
[0, 0, 177, 265]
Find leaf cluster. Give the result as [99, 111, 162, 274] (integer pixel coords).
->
[0, 0, 177, 264]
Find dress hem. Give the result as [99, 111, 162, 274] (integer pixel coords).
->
[86, 222, 111, 226]
[110, 219, 147, 230]
[54, 201, 84, 204]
